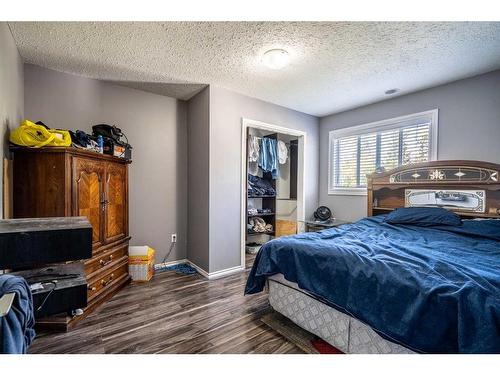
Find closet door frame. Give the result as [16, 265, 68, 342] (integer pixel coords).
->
[240, 118, 307, 269]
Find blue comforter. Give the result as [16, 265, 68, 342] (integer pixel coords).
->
[245, 216, 500, 353]
[0, 275, 36, 354]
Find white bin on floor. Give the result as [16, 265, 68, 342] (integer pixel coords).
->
[129, 246, 155, 282]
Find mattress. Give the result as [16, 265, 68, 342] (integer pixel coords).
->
[268, 274, 414, 354]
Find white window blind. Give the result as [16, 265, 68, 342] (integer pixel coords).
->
[329, 110, 438, 195]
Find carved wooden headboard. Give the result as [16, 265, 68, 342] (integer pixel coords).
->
[367, 160, 500, 219]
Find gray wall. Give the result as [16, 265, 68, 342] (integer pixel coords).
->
[0, 23, 24, 218]
[319, 70, 500, 221]
[186, 87, 210, 271]
[209, 85, 319, 273]
[24, 64, 188, 262]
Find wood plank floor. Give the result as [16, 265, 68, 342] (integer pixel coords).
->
[245, 252, 257, 269]
[28, 258, 304, 354]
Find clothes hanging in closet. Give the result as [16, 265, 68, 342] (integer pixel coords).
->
[258, 137, 279, 179]
[277, 140, 288, 164]
[248, 135, 260, 162]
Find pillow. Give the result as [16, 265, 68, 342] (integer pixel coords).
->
[384, 207, 462, 227]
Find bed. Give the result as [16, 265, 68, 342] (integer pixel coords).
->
[245, 160, 500, 354]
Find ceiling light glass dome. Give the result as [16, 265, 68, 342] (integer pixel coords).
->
[262, 49, 290, 69]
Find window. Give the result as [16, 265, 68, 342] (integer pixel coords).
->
[328, 109, 438, 195]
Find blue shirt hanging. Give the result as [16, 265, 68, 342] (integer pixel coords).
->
[258, 138, 279, 179]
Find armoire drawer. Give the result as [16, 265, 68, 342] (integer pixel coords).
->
[87, 257, 128, 302]
[84, 244, 128, 278]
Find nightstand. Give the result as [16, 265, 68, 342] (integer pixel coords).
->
[299, 219, 351, 232]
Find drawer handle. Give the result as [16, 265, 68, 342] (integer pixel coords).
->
[88, 286, 97, 291]
[101, 273, 115, 287]
[99, 254, 114, 267]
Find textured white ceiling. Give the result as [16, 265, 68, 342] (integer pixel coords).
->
[9, 22, 500, 116]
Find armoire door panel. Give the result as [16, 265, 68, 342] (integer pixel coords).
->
[104, 163, 127, 243]
[72, 157, 105, 249]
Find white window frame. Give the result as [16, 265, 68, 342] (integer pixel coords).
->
[328, 109, 439, 196]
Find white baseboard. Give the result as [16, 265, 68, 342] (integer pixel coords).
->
[186, 260, 245, 280]
[154, 259, 244, 280]
[186, 260, 209, 278]
[154, 258, 187, 270]
[207, 265, 245, 280]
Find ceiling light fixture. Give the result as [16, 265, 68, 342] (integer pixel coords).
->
[385, 88, 399, 95]
[262, 49, 290, 70]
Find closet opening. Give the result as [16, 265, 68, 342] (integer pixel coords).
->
[240, 119, 306, 270]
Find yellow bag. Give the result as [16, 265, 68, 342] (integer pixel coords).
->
[10, 120, 72, 148]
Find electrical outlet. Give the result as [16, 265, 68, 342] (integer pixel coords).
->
[171, 234, 177, 243]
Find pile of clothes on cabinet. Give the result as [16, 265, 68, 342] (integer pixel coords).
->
[71, 124, 132, 160]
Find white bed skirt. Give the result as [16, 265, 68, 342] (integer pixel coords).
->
[267, 274, 415, 354]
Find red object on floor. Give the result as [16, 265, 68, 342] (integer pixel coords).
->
[311, 338, 344, 354]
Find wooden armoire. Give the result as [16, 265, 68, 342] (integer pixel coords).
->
[11, 147, 131, 330]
